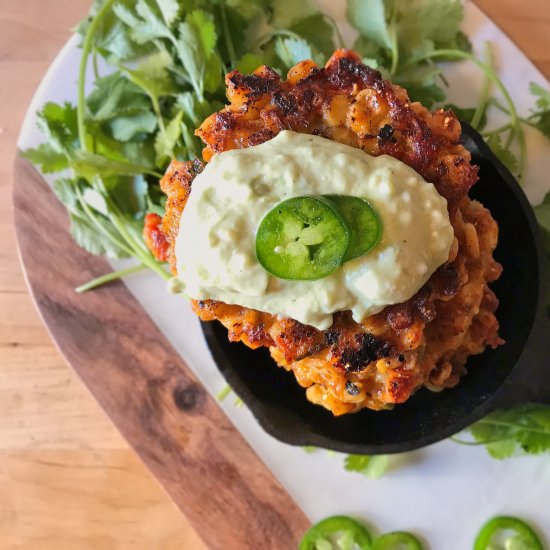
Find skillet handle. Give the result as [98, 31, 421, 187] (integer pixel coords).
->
[491, 308, 550, 409]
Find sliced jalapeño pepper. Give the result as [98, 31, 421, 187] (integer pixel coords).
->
[324, 195, 381, 262]
[372, 531, 424, 550]
[256, 196, 350, 281]
[474, 516, 543, 550]
[299, 515, 373, 550]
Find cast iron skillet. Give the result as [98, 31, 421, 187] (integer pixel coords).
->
[201, 123, 550, 455]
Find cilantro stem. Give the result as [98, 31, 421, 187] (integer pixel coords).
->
[150, 96, 174, 159]
[390, 28, 399, 75]
[77, 0, 117, 151]
[220, 1, 237, 68]
[481, 123, 511, 137]
[92, 49, 100, 81]
[76, 264, 147, 293]
[505, 126, 515, 150]
[78, 177, 170, 281]
[493, 101, 543, 131]
[470, 43, 493, 130]
[254, 30, 303, 51]
[150, 94, 167, 135]
[520, 117, 544, 130]
[323, 14, 344, 50]
[389, 1, 400, 76]
[75, 187, 135, 257]
[106, 205, 171, 280]
[216, 385, 232, 401]
[492, 101, 539, 129]
[474, 418, 550, 436]
[450, 435, 516, 446]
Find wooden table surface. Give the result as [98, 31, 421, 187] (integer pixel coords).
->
[1, 1, 549, 548]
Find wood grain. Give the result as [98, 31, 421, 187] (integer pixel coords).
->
[2, 1, 550, 548]
[12, 157, 309, 549]
[0, 450, 204, 550]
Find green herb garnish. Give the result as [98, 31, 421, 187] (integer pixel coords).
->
[344, 454, 390, 479]
[453, 405, 550, 459]
[23, 0, 343, 290]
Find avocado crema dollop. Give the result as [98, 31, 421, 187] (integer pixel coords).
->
[173, 131, 454, 330]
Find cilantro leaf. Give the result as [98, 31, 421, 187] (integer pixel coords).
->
[528, 406, 550, 430]
[460, 405, 550, 459]
[346, 0, 392, 50]
[35, 102, 79, 155]
[121, 50, 177, 102]
[154, 111, 183, 165]
[290, 14, 335, 57]
[275, 37, 323, 69]
[176, 93, 221, 159]
[527, 82, 550, 139]
[69, 211, 129, 259]
[215, 5, 248, 65]
[156, 0, 180, 27]
[532, 112, 550, 140]
[344, 454, 389, 479]
[52, 179, 80, 211]
[444, 104, 488, 129]
[395, 63, 446, 107]
[86, 73, 151, 122]
[235, 53, 265, 73]
[398, 0, 463, 47]
[89, 130, 157, 170]
[362, 57, 380, 70]
[226, 0, 270, 20]
[176, 92, 218, 128]
[21, 143, 70, 174]
[71, 151, 158, 181]
[79, 0, 150, 62]
[180, 122, 201, 159]
[530, 82, 550, 110]
[108, 111, 158, 141]
[405, 83, 446, 108]
[271, 0, 316, 27]
[176, 9, 222, 96]
[132, 0, 174, 43]
[439, 30, 472, 54]
[105, 174, 149, 217]
[486, 134, 519, 175]
[50, 176, 131, 259]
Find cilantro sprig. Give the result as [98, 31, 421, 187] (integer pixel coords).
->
[23, 0, 343, 290]
[453, 405, 550, 459]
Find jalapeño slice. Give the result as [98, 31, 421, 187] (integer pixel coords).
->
[372, 531, 425, 550]
[256, 196, 351, 281]
[474, 517, 543, 550]
[299, 515, 373, 550]
[324, 195, 381, 262]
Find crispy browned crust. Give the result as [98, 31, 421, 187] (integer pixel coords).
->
[145, 50, 503, 415]
[144, 159, 203, 271]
